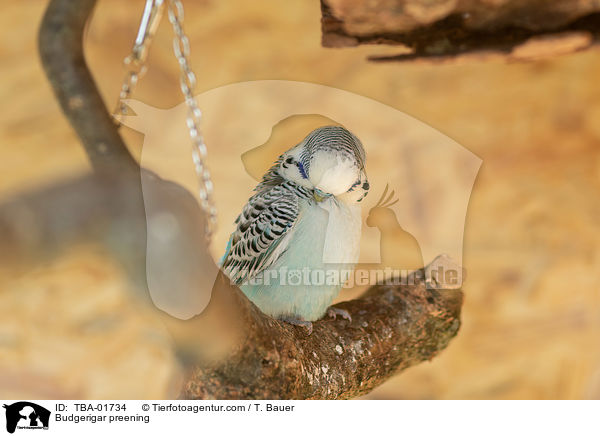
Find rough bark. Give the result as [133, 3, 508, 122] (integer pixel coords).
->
[16, 0, 465, 399]
[321, 0, 600, 61]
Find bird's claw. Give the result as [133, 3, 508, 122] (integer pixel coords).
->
[280, 317, 313, 335]
[327, 307, 352, 322]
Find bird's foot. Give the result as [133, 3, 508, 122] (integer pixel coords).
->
[327, 307, 352, 322]
[280, 317, 313, 335]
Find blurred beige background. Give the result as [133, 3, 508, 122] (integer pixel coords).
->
[1, 0, 600, 399]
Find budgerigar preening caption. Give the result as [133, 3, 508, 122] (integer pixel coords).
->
[221, 126, 369, 329]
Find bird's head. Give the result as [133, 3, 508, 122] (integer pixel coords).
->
[279, 126, 369, 203]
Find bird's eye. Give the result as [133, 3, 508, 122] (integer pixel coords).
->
[285, 157, 294, 164]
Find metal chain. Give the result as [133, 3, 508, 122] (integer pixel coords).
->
[166, 0, 217, 239]
[113, 0, 217, 240]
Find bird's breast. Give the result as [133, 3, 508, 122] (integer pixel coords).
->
[299, 197, 362, 266]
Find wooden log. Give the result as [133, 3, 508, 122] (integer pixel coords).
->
[321, 0, 600, 61]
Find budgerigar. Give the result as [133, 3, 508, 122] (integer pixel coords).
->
[221, 126, 369, 332]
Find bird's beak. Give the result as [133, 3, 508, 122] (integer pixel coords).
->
[313, 188, 332, 202]
[313, 191, 327, 202]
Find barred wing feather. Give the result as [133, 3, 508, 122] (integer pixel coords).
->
[222, 186, 299, 285]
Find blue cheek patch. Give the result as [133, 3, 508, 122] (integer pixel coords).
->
[297, 162, 308, 179]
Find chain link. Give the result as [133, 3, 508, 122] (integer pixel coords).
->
[113, 0, 217, 240]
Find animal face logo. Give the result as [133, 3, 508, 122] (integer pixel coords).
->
[119, 80, 481, 318]
[3, 402, 50, 433]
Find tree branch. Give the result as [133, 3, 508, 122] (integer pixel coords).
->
[15, 0, 465, 399]
[183, 267, 462, 399]
[39, 0, 138, 173]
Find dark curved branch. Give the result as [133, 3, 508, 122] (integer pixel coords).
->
[39, 0, 138, 173]
[19, 0, 465, 399]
